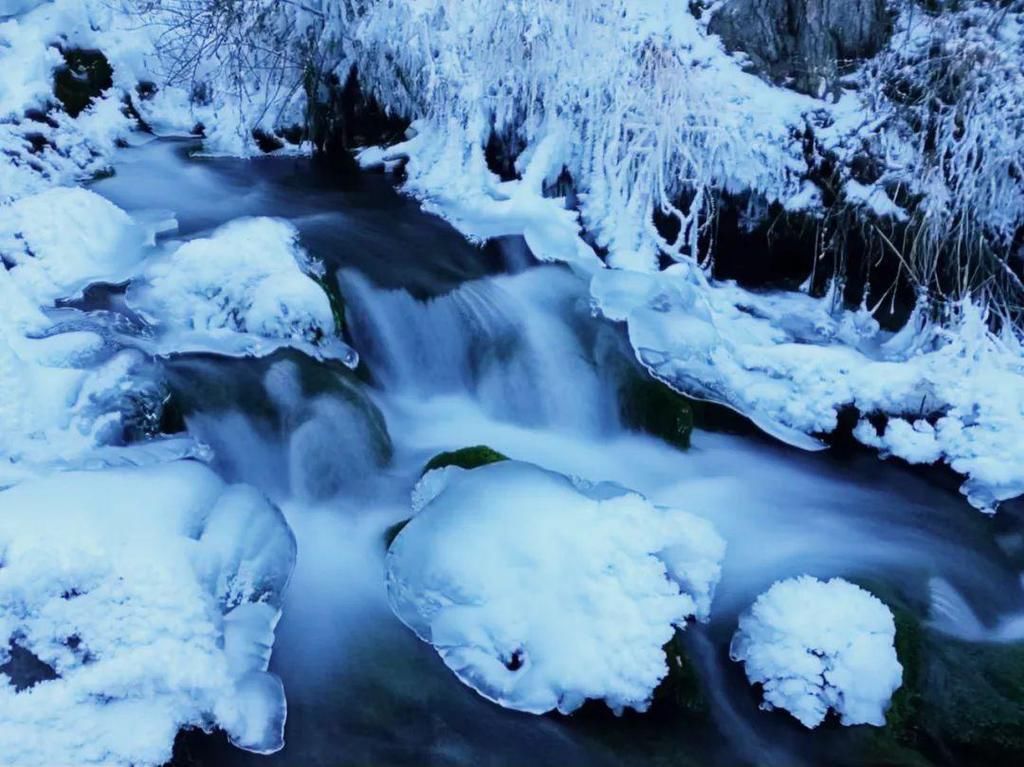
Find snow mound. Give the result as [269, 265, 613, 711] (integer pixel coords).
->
[0, 189, 200, 485]
[127, 217, 357, 365]
[730, 576, 903, 729]
[0, 460, 296, 767]
[387, 460, 725, 715]
[0, 187, 150, 306]
[592, 266, 1024, 511]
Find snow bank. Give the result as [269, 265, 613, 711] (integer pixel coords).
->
[387, 460, 725, 714]
[127, 217, 357, 364]
[0, 460, 296, 767]
[592, 265, 1024, 511]
[730, 576, 902, 729]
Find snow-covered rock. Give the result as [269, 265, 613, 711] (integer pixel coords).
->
[730, 576, 903, 729]
[0, 187, 151, 306]
[0, 460, 296, 767]
[387, 460, 725, 715]
[127, 217, 357, 364]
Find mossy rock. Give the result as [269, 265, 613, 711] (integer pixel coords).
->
[421, 445, 508, 476]
[923, 638, 1024, 765]
[619, 374, 694, 450]
[653, 631, 709, 716]
[845, 578, 1024, 767]
[310, 271, 347, 337]
[53, 49, 113, 118]
[384, 446, 509, 550]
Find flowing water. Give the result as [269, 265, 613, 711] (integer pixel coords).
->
[92, 140, 1024, 767]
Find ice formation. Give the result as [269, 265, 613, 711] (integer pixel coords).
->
[387, 460, 725, 714]
[127, 217, 356, 364]
[591, 266, 1024, 512]
[0, 461, 296, 767]
[730, 576, 903, 729]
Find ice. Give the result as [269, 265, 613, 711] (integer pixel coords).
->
[0, 460, 296, 767]
[126, 217, 357, 365]
[387, 460, 725, 715]
[730, 576, 903, 729]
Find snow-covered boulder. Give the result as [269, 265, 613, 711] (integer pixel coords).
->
[0, 187, 150, 308]
[127, 217, 356, 364]
[730, 576, 903, 729]
[0, 460, 296, 767]
[386, 460, 725, 715]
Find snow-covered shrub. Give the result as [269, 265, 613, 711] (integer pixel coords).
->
[0, 460, 297, 766]
[127, 216, 356, 363]
[730, 576, 903, 729]
[350, 0, 809, 271]
[127, 0, 337, 153]
[0, 0, 146, 201]
[387, 460, 725, 715]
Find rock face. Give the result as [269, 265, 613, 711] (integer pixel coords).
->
[707, 0, 891, 96]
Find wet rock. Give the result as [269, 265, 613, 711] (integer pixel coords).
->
[53, 48, 113, 118]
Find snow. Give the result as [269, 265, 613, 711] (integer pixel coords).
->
[387, 460, 725, 715]
[126, 217, 357, 365]
[729, 576, 903, 729]
[0, 460, 296, 767]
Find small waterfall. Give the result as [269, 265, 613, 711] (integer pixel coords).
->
[341, 265, 622, 434]
[165, 354, 391, 504]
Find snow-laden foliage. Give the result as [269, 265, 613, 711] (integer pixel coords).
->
[387, 460, 725, 715]
[593, 265, 1024, 512]
[0, 461, 296, 767]
[126, 0, 331, 153]
[127, 217, 356, 363]
[351, 0, 810, 271]
[730, 576, 903, 729]
[852, 2, 1024, 308]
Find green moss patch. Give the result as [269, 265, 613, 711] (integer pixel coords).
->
[619, 374, 695, 450]
[421, 445, 508, 476]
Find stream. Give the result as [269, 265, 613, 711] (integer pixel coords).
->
[92, 139, 1024, 767]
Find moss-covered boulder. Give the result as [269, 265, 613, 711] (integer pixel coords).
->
[619, 374, 695, 450]
[421, 445, 508, 476]
[53, 49, 113, 118]
[842, 579, 1024, 767]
